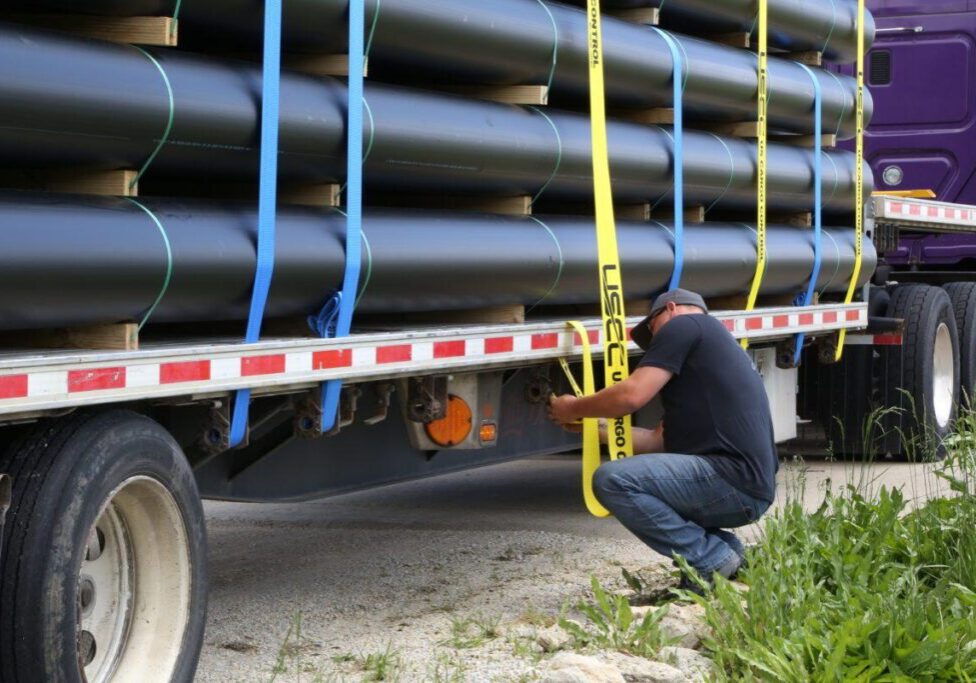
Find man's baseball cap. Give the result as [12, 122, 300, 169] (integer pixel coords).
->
[631, 288, 708, 350]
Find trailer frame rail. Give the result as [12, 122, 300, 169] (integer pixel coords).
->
[0, 303, 867, 418]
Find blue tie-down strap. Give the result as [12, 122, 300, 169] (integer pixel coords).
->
[793, 63, 824, 366]
[650, 27, 686, 291]
[310, 292, 344, 434]
[318, 0, 366, 434]
[308, 293, 343, 339]
[229, 0, 283, 449]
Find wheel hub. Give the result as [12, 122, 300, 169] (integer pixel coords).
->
[933, 321, 955, 429]
[77, 476, 192, 683]
[78, 507, 131, 679]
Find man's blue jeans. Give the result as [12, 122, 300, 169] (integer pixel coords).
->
[593, 453, 771, 576]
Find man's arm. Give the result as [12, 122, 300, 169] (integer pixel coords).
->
[548, 365, 673, 422]
[607, 424, 663, 453]
[565, 420, 664, 452]
[634, 424, 665, 453]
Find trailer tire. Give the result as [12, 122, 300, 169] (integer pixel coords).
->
[943, 282, 976, 405]
[0, 410, 207, 683]
[886, 285, 960, 458]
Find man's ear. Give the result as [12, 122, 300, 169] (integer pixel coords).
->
[666, 301, 678, 314]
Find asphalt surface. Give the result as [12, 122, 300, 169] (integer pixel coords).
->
[197, 453, 951, 681]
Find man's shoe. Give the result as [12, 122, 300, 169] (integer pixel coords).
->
[716, 553, 743, 581]
[676, 574, 709, 596]
[673, 552, 744, 596]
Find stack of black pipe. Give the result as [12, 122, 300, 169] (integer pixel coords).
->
[0, 0, 876, 331]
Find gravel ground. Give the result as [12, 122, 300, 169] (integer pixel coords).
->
[197, 453, 951, 682]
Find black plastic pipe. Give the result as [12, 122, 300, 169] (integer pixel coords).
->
[20, 0, 872, 63]
[0, 193, 875, 331]
[3, 0, 869, 137]
[0, 27, 868, 214]
[567, 0, 874, 63]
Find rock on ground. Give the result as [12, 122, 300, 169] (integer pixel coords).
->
[629, 602, 709, 650]
[537, 623, 574, 652]
[660, 602, 711, 649]
[543, 652, 627, 683]
[600, 651, 688, 683]
[658, 646, 717, 682]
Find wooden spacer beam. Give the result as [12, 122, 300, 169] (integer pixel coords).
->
[44, 169, 139, 197]
[285, 54, 370, 78]
[445, 85, 549, 106]
[785, 51, 823, 67]
[445, 195, 533, 216]
[651, 205, 706, 224]
[615, 203, 652, 222]
[280, 183, 342, 208]
[621, 108, 674, 126]
[707, 32, 752, 49]
[400, 305, 526, 325]
[770, 133, 838, 149]
[6, 323, 140, 351]
[768, 211, 814, 228]
[609, 8, 660, 26]
[4, 14, 178, 47]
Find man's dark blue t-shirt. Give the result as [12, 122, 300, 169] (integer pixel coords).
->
[637, 314, 778, 503]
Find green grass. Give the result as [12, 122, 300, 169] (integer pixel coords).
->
[559, 576, 676, 657]
[268, 613, 343, 683]
[517, 603, 556, 628]
[269, 613, 403, 682]
[359, 644, 402, 682]
[697, 413, 976, 682]
[424, 652, 467, 682]
[442, 613, 502, 649]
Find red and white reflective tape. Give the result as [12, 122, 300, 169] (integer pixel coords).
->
[717, 307, 862, 335]
[0, 304, 867, 414]
[844, 333, 903, 346]
[883, 199, 976, 227]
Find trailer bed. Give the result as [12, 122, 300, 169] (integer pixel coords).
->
[0, 303, 868, 420]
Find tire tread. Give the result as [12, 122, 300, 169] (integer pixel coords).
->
[0, 412, 105, 682]
[886, 285, 960, 455]
[943, 282, 976, 402]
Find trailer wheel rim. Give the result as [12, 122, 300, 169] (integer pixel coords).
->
[79, 476, 191, 683]
[933, 322, 955, 429]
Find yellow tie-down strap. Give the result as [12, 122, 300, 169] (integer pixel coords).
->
[836, 0, 866, 361]
[585, 0, 634, 462]
[559, 323, 610, 518]
[742, 0, 769, 351]
[558, 0, 633, 518]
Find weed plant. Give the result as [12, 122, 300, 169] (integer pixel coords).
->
[442, 613, 501, 649]
[560, 576, 676, 657]
[699, 413, 976, 681]
[358, 644, 402, 682]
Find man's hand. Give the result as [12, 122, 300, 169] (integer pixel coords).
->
[559, 421, 583, 434]
[548, 367, 673, 421]
[547, 394, 579, 425]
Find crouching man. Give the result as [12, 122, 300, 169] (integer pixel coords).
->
[548, 289, 778, 587]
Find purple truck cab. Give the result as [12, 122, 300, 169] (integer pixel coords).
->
[865, 1, 976, 202]
[847, 1, 976, 270]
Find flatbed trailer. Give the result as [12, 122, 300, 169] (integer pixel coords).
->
[0, 1, 900, 681]
[0, 303, 868, 503]
[5, 0, 975, 680]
